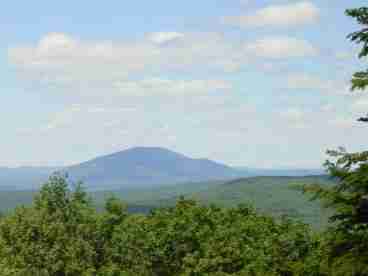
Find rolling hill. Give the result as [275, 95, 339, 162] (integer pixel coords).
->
[94, 175, 333, 228]
[0, 175, 332, 228]
[189, 176, 333, 228]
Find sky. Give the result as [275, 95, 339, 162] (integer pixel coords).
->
[1, 0, 368, 168]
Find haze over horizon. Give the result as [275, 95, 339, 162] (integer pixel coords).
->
[2, 1, 368, 168]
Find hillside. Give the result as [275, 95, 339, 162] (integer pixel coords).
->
[0, 175, 332, 228]
[190, 176, 333, 228]
[98, 175, 332, 228]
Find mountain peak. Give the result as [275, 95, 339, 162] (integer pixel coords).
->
[100, 146, 189, 162]
[122, 146, 184, 155]
[64, 146, 242, 189]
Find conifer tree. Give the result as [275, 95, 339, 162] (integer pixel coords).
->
[305, 6, 368, 275]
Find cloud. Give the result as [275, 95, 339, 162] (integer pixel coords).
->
[37, 33, 77, 54]
[223, 1, 319, 28]
[351, 97, 368, 113]
[245, 37, 318, 59]
[149, 32, 184, 45]
[281, 108, 304, 121]
[320, 104, 335, 113]
[280, 107, 308, 129]
[9, 32, 156, 75]
[283, 73, 353, 98]
[8, 32, 318, 95]
[239, 0, 250, 5]
[8, 33, 235, 91]
[113, 78, 231, 95]
[328, 117, 357, 129]
[335, 51, 352, 60]
[286, 73, 331, 90]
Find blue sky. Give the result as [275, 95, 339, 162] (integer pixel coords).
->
[1, 0, 368, 168]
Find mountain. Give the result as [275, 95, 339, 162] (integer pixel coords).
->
[0, 147, 327, 191]
[64, 147, 244, 189]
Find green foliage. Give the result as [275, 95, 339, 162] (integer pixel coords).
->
[346, 7, 368, 60]
[346, 7, 368, 122]
[302, 6, 368, 275]
[0, 176, 325, 275]
[0, 175, 100, 275]
[189, 176, 332, 229]
[305, 149, 368, 275]
[109, 199, 324, 276]
[0, 175, 126, 275]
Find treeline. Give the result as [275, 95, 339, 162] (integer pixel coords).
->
[0, 175, 324, 275]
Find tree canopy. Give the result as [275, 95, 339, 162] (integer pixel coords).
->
[0, 176, 324, 275]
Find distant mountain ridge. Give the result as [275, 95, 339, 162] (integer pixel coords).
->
[0, 147, 326, 190]
[64, 147, 243, 190]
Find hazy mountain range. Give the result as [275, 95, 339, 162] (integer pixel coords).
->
[0, 147, 324, 190]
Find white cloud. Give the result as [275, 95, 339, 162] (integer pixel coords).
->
[320, 104, 335, 113]
[335, 50, 357, 60]
[351, 97, 368, 113]
[8, 32, 318, 96]
[113, 78, 231, 95]
[223, 1, 319, 28]
[9, 33, 156, 74]
[149, 32, 184, 45]
[8, 32, 236, 92]
[286, 73, 331, 90]
[37, 33, 77, 54]
[280, 108, 308, 129]
[328, 117, 357, 129]
[239, 0, 250, 5]
[245, 37, 318, 59]
[33, 104, 137, 132]
[282, 73, 353, 97]
[281, 108, 304, 121]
